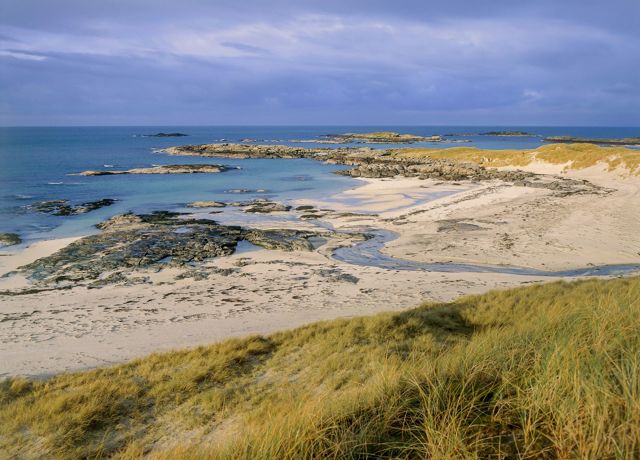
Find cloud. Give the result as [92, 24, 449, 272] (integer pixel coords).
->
[0, 0, 638, 125]
[0, 49, 47, 61]
[220, 42, 271, 56]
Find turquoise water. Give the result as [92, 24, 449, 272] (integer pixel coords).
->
[334, 230, 640, 278]
[1, 126, 638, 245]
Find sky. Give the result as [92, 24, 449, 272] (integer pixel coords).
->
[0, 0, 639, 126]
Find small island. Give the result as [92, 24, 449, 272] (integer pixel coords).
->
[444, 130, 538, 137]
[323, 131, 444, 143]
[73, 164, 231, 176]
[141, 132, 189, 137]
[479, 130, 538, 136]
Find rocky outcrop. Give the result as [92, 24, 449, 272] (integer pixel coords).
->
[0, 233, 21, 247]
[543, 136, 640, 146]
[479, 131, 537, 137]
[187, 201, 227, 208]
[338, 162, 606, 195]
[333, 158, 533, 181]
[74, 164, 230, 176]
[162, 143, 607, 195]
[31, 198, 116, 216]
[165, 143, 326, 159]
[243, 229, 315, 251]
[18, 211, 343, 285]
[239, 199, 291, 213]
[323, 132, 443, 143]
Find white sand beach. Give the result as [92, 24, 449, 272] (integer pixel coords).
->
[1, 163, 639, 377]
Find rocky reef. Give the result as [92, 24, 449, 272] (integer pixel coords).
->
[162, 143, 606, 195]
[74, 164, 231, 176]
[31, 198, 116, 216]
[543, 136, 640, 146]
[17, 211, 345, 286]
[337, 162, 607, 195]
[0, 232, 21, 247]
[165, 143, 330, 159]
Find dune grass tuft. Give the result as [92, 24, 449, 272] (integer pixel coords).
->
[392, 142, 640, 175]
[1, 276, 639, 459]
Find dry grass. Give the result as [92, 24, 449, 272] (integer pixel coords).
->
[1, 276, 639, 459]
[392, 143, 640, 175]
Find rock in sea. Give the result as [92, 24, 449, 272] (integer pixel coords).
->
[0, 232, 21, 247]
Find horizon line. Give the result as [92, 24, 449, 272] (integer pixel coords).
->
[1, 124, 639, 129]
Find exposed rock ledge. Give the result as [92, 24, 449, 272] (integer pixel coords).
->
[162, 143, 608, 195]
[73, 164, 231, 176]
[543, 136, 640, 146]
[31, 198, 116, 216]
[18, 211, 360, 286]
[322, 131, 444, 143]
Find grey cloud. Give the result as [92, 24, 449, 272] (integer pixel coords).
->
[0, 0, 638, 125]
[220, 42, 271, 55]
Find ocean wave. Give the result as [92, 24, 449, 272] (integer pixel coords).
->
[47, 181, 84, 186]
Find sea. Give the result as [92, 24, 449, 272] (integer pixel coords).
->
[1, 126, 638, 247]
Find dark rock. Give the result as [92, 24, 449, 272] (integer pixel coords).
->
[18, 212, 343, 286]
[479, 131, 537, 137]
[142, 132, 188, 137]
[0, 233, 21, 247]
[242, 200, 291, 213]
[243, 229, 316, 252]
[187, 201, 227, 208]
[31, 198, 116, 216]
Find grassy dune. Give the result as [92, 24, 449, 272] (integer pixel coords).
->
[1, 276, 640, 459]
[393, 143, 640, 175]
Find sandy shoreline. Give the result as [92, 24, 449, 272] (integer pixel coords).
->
[1, 163, 639, 377]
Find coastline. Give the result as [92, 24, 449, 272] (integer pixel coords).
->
[0, 178, 544, 377]
[2, 148, 640, 377]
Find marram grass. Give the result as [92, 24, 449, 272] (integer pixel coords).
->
[393, 142, 640, 175]
[1, 276, 639, 459]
